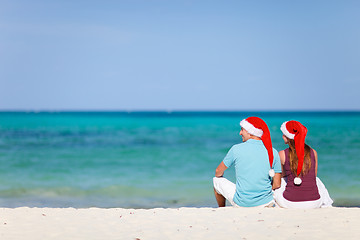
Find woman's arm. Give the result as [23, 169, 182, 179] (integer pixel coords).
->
[279, 150, 286, 177]
[313, 149, 318, 176]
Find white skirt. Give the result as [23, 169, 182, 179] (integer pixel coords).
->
[273, 177, 333, 209]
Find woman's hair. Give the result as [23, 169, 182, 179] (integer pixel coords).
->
[288, 139, 312, 176]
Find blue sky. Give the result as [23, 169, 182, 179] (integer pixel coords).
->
[1, 0, 359, 111]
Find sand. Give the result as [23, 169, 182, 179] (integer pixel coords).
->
[0, 207, 359, 240]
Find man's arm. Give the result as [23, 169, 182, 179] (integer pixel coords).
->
[215, 161, 228, 177]
[272, 173, 281, 190]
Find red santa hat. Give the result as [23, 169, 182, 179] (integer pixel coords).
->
[280, 120, 308, 185]
[240, 117, 275, 177]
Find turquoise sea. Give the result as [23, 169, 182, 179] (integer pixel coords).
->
[0, 111, 359, 208]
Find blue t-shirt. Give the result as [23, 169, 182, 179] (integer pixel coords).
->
[223, 139, 281, 207]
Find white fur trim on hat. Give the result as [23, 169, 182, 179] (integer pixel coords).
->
[280, 121, 295, 139]
[240, 119, 263, 137]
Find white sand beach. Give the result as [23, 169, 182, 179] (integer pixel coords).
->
[0, 207, 359, 240]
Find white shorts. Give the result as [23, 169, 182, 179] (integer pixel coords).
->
[213, 177, 275, 208]
[273, 177, 333, 209]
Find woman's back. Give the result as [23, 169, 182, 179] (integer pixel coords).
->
[283, 148, 320, 202]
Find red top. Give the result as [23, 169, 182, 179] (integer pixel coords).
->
[283, 148, 320, 202]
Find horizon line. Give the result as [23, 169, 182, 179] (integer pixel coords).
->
[1, 109, 360, 113]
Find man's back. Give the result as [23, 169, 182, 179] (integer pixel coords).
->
[223, 139, 280, 207]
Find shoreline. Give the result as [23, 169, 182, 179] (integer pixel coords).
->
[1, 207, 359, 239]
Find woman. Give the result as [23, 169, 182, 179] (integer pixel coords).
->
[273, 120, 333, 209]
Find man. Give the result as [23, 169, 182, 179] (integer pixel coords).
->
[213, 116, 281, 207]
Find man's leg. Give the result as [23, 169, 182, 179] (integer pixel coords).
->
[214, 187, 226, 207]
[213, 177, 236, 207]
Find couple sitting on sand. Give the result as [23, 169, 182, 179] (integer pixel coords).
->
[213, 116, 333, 209]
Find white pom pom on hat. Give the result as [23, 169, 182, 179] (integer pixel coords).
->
[294, 177, 302, 185]
[269, 169, 275, 178]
